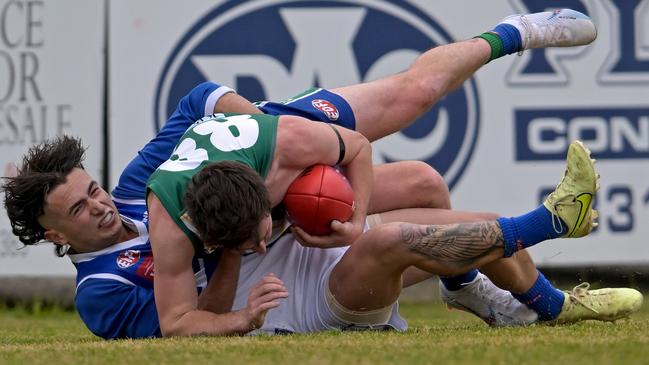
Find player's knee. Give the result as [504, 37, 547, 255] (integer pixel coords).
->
[363, 222, 406, 260]
[408, 162, 450, 209]
[398, 72, 440, 111]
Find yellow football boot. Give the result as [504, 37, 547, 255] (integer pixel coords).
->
[543, 140, 599, 237]
[553, 283, 643, 324]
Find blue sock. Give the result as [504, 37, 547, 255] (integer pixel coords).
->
[497, 204, 567, 257]
[492, 23, 523, 55]
[513, 271, 565, 321]
[440, 269, 479, 291]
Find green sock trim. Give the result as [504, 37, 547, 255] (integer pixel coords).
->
[475, 32, 503, 63]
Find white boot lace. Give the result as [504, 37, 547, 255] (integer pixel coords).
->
[566, 282, 600, 314]
[474, 275, 517, 306]
[548, 193, 576, 234]
[516, 13, 566, 52]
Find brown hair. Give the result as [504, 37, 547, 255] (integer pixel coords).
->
[2, 136, 86, 255]
[184, 161, 271, 249]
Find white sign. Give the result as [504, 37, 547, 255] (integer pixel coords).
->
[104, 0, 649, 267]
[0, 0, 104, 276]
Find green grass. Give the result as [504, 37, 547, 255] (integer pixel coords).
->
[2, 301, 649, 365]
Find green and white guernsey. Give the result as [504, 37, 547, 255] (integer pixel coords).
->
[147, 113, 279, 254]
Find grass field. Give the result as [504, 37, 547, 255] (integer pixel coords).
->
[2, 301, 649, 365]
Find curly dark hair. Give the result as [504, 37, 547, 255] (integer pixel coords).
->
[2, 136, 86, 255]
[184, 161, 271, 250]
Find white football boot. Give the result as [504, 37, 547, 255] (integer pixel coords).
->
[440, 273, 538, 327]
[498, 9, 597, 51]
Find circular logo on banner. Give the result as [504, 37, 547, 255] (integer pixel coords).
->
[155, 0, 480, 190]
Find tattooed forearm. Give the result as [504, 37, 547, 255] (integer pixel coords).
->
[400, 222, 504, 266]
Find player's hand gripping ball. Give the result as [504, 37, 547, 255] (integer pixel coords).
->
[283, 164, 355, 236]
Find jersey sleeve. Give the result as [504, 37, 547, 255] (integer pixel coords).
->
[75, 279, 161, 339]
[112, 82, 235, 201]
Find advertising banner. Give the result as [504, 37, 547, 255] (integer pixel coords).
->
[109, 0, 649, 267]
[0, 0, 104, 275]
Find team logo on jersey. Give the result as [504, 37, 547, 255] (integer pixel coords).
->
[155, 0, 480, 190]
[311, 99, 339, 121]
[116, 250, 141, 269]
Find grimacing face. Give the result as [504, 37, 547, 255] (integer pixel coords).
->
[38, 168, 133, 253]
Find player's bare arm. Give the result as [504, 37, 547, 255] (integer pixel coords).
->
[197, 249, 241, 314]
[270, 115, 373, 247]
[147, 193, 288, 336]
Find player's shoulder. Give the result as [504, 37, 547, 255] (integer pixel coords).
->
[75, 274, 137, 311]
[113, 197, 148, 222]
[76, 274, 131, 293]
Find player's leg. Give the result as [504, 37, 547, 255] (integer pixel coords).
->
[332, 9, 597, 142]
[329, 215, 540, 314]
[379, 208, 540, 326]
[326, 207, 511, 315]
[379, 208, 538, 288]
[401, 241, 538, 293]
[368, 161, 450, 214]
[329, 203, 634, 320]
[330, 209, 535, 312]
[329, 189, 555, 312]
[332, 38, 489, 142]
[381, 142, 639, 325]
[480, 247, 645, 324]
[478, 250, 536, 292]
[328, 141, 641, 323]
[443, 140, 641, 324]
[388, 210, 533, 285]
[380, 209, 537, 290]
[377, 185, 607, 325]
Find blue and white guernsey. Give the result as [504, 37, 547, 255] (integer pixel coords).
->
[69, 81, 358, 339]
[70, 82, 232, 339]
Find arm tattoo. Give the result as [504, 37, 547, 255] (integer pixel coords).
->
[400, 222, 504, 267]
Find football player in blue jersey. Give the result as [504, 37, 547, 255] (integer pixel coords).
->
[4, 9, 642, 339]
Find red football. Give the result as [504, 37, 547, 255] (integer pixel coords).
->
[283, 164, 355, 235]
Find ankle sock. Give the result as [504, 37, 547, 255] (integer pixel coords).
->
[440, 269, 479, 291]
[497, 205, 567, 257]
[513, 271, 565, 320]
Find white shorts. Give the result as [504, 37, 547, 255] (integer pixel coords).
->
[231, 234, 407, 335]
